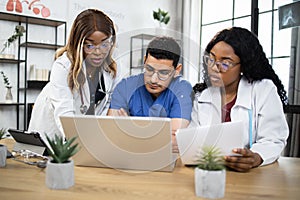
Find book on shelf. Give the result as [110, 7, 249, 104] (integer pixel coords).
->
[29, 64, 49, 81]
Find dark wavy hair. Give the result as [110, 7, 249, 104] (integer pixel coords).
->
[193, 27, 288, 105]
[145, 36, 181, 68]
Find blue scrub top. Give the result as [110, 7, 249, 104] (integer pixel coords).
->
[110, 74, 192, 120]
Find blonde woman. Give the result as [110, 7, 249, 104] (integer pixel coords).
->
[28, 9, 120, 141]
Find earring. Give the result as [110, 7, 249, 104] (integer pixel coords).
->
[240, 72, 243, 76]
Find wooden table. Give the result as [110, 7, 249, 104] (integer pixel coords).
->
[1, 138, 299, 200]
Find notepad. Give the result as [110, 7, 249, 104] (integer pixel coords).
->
[175, 121, 245, 165]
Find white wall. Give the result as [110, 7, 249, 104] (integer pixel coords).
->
[0, 0, 184, 130]
[65, 0, 183, 77]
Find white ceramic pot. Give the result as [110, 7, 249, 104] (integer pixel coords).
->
[0, 144, 7, 167]
[46, 159, 74, 189]
[194, 168, 226, 199]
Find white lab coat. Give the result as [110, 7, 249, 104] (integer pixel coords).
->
[190, 77, 289, 166]
[28, 53, 121, 142]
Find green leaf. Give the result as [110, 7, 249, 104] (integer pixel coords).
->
[152, 8, 170, 25]
[161, 11, 168, 17]
[0, 71, 11, 88]
[196, 146, 225, 171]
[46, 134, 80, 163]
[1, 25, 25, 54]
[163, 16, 170, 25]
[153, 11, 159, 21]
[0, 128, 7, 140]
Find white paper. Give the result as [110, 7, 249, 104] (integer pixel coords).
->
[176, 121, 245, 165]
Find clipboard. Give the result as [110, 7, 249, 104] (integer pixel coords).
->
[176, 121, 245, 165]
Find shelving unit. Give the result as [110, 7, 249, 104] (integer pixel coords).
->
[26, 80, 49, 89]
[20, 42, 63, 49]
[130, 34, 155, 75]
[129, 33, 183, 75]
[0, 12, 66, 130]
[0, 58, 25, 63]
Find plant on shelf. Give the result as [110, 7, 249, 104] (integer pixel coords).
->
[1, 71, 12, 88]
[45, 134, 80, 189]
[0, 25, 25, 55]
[1, 71, 13, 102]
[194, 146, 226, 199]
[0, 128, 7, 167]
[153, 8, 170, 26]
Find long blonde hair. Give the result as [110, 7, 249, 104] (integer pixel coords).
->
[56, 9, 117, 91]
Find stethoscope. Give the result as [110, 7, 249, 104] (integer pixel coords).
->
[79, 86, 88, 114]
[79, 75, 112, 114]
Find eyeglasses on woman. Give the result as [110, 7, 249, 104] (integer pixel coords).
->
[203, 54, 240, 72]
[83, 38, 113, 54]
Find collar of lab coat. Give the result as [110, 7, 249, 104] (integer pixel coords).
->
[235, 77, 252, 110]
[81, 60, 115, 106]
[198, 76, 252, 111]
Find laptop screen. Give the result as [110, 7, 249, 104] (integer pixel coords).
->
[60, 115, 176, 172]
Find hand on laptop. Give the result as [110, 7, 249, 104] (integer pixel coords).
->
[117, 108, 128, 116]
[171, 118, 189, 154]
[172, 133, 179, 153]
[108, 108, 128, 116]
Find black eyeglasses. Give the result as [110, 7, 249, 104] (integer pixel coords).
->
[144, 64, 174, 81]
[203, 54, 240, 72]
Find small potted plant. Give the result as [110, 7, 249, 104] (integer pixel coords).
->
[194, 146, 226, 199]
[1, 71, 13, 102]
[0, 128, 7, 167]
[45, 134, 80, 189]
[153, 8, 170, 27]
[0, 25, 25, 59]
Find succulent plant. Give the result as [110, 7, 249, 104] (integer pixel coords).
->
[0, 128, 7, 140]
[196, 146, 225, 171]
[46, 135, 80, 163]
[153, 8, 170, 25]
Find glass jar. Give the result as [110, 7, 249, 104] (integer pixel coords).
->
[0, 39, 16, 59]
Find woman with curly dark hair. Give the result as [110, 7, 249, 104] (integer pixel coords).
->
[190, 27, 289, 172]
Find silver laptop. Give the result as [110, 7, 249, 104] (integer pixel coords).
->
[60, 115, 177, 172]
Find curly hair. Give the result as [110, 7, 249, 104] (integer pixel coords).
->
[193, 27, 288, 105]
[56, 9, 117, 90]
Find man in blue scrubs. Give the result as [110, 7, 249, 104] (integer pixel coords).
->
[107, 36, 192, 152]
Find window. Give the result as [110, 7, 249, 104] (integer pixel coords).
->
[200, 0, 293, 94]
